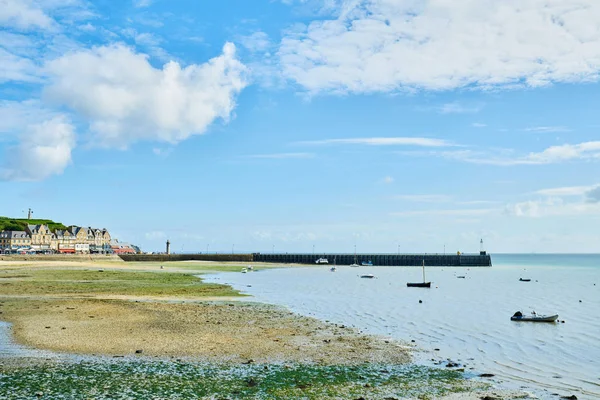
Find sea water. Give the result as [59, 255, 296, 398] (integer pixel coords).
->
[205, 254, 600, 399]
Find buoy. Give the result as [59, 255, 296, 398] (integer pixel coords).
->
[419, 300, 423, 304]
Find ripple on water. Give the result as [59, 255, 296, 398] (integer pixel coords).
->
[203, 258, 600, 399]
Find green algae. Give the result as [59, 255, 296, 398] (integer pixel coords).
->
[0, 361, 473, 399]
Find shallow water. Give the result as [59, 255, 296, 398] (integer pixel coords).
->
[205, 254, 600, 399]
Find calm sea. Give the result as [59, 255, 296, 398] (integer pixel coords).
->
[206, 254, 600, 399]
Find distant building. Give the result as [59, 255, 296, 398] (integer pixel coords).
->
[0, 221, 129, 255]
[0, 231, 32, 253]
[26, 224, 52, 251]
[54, 230, 76, 253]
[110, 240, 137, 255]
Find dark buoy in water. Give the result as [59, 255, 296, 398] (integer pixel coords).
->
[579, 300, 582, 303]
[419, 300, 423, 303]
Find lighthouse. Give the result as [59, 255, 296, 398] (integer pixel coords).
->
[480, 238, 486, 255]
[166, 240, 171, 255]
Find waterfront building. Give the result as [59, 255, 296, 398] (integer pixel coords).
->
[68, 226, 89, 253]
[26, 224, 53, 251]
[0, 231, 32, 253]
[54, 230, 76, 253]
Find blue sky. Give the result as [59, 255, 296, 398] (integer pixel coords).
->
[2, 0, 600, 253]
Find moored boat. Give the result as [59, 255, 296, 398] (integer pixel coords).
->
[315, 258, 329, 264]
[407, 260, 431, 288]
[407, 282, 431, 288]
[519, 278, 531, 282]
[360, 274, 375, 279]
[511, 311, 558, 322]
[361, 261, 373, 266]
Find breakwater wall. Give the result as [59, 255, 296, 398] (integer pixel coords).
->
[253, 253, 492, 267]
[119, 253, 492, 267]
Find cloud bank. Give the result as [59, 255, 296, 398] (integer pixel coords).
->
[279, 0, 600, 93]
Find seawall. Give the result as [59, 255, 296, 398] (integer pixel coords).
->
[0, 254, 123, 262]
[118, 253, 492, 267]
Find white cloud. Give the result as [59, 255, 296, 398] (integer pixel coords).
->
[391, 208, 495, 217]
[297, 137, 452, 147]
[535, 185, 595, 197]
[0, 116, 75, 181]
[504, 198, 600, 218]
[524, 126, 571, 133]
[439, 102, 483, 114]
[404, 141, 600, 166]
[0, 0, 55, 30]
[0, 100, 59, 134]
[526, 141, 600, 164]
[279, 0, 600, 93]
[133, 0, 152, 8]
[586, 187, 600, 203]
[44, 42, 248, 148]
[0, 48, 41, 83]
[240, 31, 271, 53]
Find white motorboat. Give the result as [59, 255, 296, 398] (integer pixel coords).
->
[315, 258, 329, 264]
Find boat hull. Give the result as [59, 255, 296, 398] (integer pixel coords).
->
[511, 315, 558, 322]
[407, 282, 431, 288]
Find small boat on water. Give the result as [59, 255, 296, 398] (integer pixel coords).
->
[315, 258, 329, 264]
[519, 278, 531, 282]
[349, 263, 360, 267]
[360, 274, 375, 279]
[241, 268, 248, 273]
[330, 267, 337, 272]
[511, 311, 558, 322]
[407, 260, 431, 288]
[361, 261, 373, 266]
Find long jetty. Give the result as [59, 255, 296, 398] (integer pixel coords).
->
[120, 252, 492, 266]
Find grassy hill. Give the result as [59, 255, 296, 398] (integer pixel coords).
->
[0, 217, 68, 233]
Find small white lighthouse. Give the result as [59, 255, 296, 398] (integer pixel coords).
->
[480, 238, 486, 255]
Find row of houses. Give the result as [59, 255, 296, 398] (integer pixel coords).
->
[0, 224, 137, 254]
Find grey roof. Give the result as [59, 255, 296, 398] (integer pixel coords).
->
[0, 231, 31, 239]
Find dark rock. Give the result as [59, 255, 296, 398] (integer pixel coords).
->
[446, 362, 460, 368]
[561, 396, 577, 400]
[479, 373, 495, 378]
[480, 396, 501, 400]
[434, 348, 440, 351]
[354, 397, 366, 400]
[35, 392, 43, 397]
[135, 349, 143, 354]
[419, 300, 422, 303]
[245, 378, 258, 387]
[45, 326, 50, 329]
[242, 359, 254, 364]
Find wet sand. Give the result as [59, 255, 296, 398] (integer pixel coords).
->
[0, 298, 410, 364]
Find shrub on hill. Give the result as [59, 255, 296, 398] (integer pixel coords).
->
[0, 217, 68, 233]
